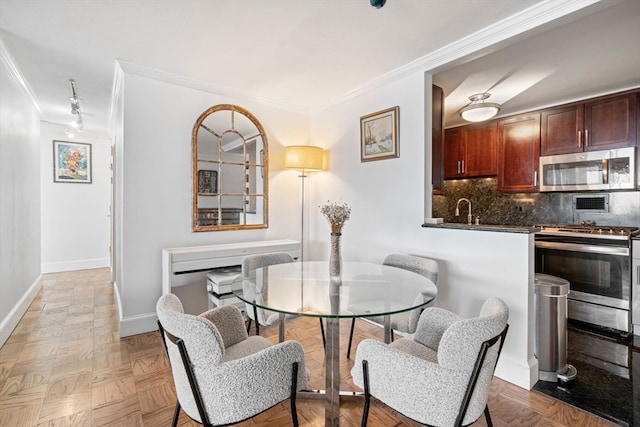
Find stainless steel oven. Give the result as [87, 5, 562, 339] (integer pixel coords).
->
[535, 225, 637, 333]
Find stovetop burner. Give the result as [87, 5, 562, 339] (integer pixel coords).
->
[536, 223, 639, 240]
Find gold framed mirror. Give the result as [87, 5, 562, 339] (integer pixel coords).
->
[192, 104, 268, 231]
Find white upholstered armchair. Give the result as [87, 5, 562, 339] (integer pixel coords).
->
[347, 253, 439, 358]
[351, 297, 509, 427]
[156, 293, 310, 426]
[242, 252, 294, 336]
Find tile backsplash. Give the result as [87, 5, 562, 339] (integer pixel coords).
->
[432, 178, 640, 228]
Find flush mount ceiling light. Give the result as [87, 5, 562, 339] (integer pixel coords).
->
[459, 93, 501, 122]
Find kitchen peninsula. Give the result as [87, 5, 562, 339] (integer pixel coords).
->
[423, 222, 539, 233]
[418, 223, 538, 389]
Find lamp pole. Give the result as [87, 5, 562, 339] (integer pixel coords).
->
[283, 144, 326, 262]
[299, 168, 307, 262]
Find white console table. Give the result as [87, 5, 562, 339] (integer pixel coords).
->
[162, 239, 300, 314]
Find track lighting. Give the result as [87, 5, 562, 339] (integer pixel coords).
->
[67, 79, 84, 134]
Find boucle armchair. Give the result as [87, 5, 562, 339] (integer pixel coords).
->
[351, 297, 509, 427]
[347, 254, 439, 358]
[242, 252, 294, 336]
[156, 293, 310, 426]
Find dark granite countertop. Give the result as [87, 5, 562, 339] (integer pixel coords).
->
[422, 222, 539, 234]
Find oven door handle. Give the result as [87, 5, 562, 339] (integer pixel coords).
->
[535, 240, 629, 256]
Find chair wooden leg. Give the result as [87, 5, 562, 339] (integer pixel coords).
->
[171, 401, 181, 427]
[290, 362, 299, 427]
[484, 405, 493, 427]
[347, 318, 356, 359]
[361, 360, 370, 427]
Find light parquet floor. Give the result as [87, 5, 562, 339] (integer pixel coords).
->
[0, 268, 619, 426]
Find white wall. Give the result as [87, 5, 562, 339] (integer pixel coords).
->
[308, 71, 429, 263]
[0, 42, 42, 346]
[416, 228, 536, 389]
[307, 72, 536, 389]
[40, 123, 111, 273]
[115, 70, 309, 336]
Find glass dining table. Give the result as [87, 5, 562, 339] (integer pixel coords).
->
[232, 260, 438, 427]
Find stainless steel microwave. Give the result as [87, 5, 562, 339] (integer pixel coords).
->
[539, 147, 636, 192]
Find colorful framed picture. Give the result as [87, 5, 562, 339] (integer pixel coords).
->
[53, 140, 92, 183]
[360, 106, 399, 162]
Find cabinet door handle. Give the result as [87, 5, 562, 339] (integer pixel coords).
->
[457, 161, 460, 174]
[461, 160, 465, 174]
[585, 129, 589, 147]
[637, 265, 640, 284]
[577, 130, 582, 148]
[534, 171, 538, 187]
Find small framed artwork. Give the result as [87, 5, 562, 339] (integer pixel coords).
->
[198, 170, 218, 194]
[53, 140, 92, 183]
[360, 106, 399, 162]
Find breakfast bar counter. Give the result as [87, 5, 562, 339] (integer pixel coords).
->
[422, 222, 539, 234]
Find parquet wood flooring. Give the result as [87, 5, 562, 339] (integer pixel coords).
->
[0, 268, 618, 426]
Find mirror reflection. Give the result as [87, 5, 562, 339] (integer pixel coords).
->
[193, 104, 268, 231]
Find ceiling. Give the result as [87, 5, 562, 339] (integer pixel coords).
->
[0, 0, 638, 136]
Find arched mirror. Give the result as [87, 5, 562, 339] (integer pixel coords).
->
[192, 104, 268, 231]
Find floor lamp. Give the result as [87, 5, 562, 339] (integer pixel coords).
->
[284, 145, 326, 262]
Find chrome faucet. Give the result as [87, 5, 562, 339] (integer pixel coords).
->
[455, 198, 473, 225]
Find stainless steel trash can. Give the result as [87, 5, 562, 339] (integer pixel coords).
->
[534, 273, 577, 383]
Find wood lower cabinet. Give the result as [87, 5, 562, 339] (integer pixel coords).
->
[541, 92, 637, 156]
[444, 122, 497, 179]
[497, 113, 540, 192]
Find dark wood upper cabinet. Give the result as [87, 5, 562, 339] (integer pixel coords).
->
[444, 127, 464, 178]
[584, 93, 637, 151]
[444, 122, 497, 179]
[432, 85, 445, 194]
[464, 122, 497, 177]
[497, 113, 540, 192]
[541, 92, 637, 156]
[540, 104, 583, 156]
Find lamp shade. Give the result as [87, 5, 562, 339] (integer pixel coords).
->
[284, 145, 325, 171]
[459, 93, 501, 122]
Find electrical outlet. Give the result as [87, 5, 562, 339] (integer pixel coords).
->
[514, 205, 524, 213]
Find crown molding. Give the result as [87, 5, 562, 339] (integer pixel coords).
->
[329, 0, 603, 107]
[0, 36, 43, 116]
[115, 59, 310, 114]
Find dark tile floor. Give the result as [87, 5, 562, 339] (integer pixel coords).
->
[533, 322, 639, 426]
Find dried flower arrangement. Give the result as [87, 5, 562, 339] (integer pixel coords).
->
[319, 200, 351, 234]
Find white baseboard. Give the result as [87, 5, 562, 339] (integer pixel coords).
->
[494, 354, 538, 390]
[119, 312, 158, 337]
[113, 280, 123, 324]
[41, 258, 110, 273]
[112, 280, 158, 337]
[0, 275, 43, 347]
